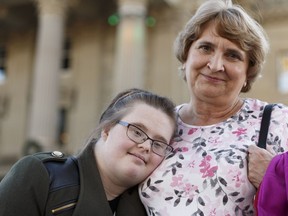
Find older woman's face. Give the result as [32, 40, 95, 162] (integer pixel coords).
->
[184, 22, 249, 104]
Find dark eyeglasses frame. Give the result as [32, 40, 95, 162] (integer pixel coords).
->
[117, 120, 173, 156]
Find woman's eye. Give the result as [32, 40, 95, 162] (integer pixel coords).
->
[133, 129, 143, 137]
[199, 45, 212, 53]
[226, 51, 243, 61]
[153, 142, 163, 149]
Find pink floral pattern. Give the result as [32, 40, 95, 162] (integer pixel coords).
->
[199, 155, 218, 178]
[139, 98, 288, 216]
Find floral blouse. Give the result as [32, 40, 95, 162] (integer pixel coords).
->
[139, 98, 288, 216]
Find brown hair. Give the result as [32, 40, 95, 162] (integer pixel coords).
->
[174, 0, 269, 92]
[92, 88, 176, 140]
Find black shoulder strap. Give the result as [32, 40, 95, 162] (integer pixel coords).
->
[257, 104, 274, 149]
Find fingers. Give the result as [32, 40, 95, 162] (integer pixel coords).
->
[247, 144, 259, 153]
[247, 144, 274, 188]
[248, 144, 265, 155]
[248, 145, 274, 160]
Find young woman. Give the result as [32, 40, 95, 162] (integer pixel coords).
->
[0, 88, 177, 216]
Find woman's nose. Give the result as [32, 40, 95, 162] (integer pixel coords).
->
[138, 139, 152, 152]
[207, 54, 224, 72]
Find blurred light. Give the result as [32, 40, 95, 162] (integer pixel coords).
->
[146, 16, 156, 27]
[0, 69, 5, 85]
[108, 14, 120, 26]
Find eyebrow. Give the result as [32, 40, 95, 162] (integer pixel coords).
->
[133, 122, 169, 143]
[198, 40, 242, 50]
[197, 41, 213, 47]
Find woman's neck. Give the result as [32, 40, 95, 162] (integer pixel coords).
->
[179, 98, 243, 126]
[98, 168, 128, 200]
[94, 147, 127, 201]
[104, 184, 122, 200]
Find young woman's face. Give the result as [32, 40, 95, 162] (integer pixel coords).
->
[96, 103, 175, 187]
[184, 22, 249, 104]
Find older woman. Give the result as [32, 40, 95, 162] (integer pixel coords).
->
[138, 0, 288, 215]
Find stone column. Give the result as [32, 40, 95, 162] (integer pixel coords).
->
[26, 0, 69, 152]
[113, 0, 148, 94]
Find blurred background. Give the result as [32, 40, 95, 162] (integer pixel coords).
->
[0, 0, 288, 179]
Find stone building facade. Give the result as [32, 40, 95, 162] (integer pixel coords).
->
[0, 0, 288, 178]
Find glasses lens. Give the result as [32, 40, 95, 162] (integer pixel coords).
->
[126, 123, 173, 156]
[127, 125, 146, 143]
[152, 141, 172, 156]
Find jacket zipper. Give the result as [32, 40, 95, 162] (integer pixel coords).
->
[51, 202, 77, 214]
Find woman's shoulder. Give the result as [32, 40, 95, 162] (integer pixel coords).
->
[243, 98, 267, 109]
[17, 151, 68, 166]
[3, 151, 69, 181]
[243, 98, 288, 112]
[242, 98, 288, 129]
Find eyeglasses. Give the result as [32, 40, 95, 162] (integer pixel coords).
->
[118, 121, 173, 157]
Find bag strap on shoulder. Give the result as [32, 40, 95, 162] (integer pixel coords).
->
[257, 104, 274, 149]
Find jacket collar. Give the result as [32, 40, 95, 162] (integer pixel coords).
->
[73, 142, 113, 216]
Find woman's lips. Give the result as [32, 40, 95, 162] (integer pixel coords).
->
[202, 73, 225, 82]
[129, 152, 147, 164]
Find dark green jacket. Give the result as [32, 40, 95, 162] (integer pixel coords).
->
[0, 142, 146, 216]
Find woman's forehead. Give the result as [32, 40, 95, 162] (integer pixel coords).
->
[198, 22, 245, 50]
[123, 103, 158, 119]
[122, 104, 172, 126]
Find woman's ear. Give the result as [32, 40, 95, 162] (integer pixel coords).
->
[101, 128, 109, 141]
